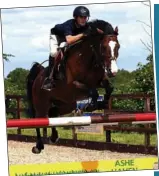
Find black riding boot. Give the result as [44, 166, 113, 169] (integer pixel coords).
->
[42, 55, 56, 91]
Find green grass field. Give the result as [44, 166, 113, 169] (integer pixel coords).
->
[7, 127, 157, 146]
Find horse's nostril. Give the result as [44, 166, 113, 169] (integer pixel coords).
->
[112, 72, 117, 76]
[108, 69, 111, 74]
[107, 69, 117, 78]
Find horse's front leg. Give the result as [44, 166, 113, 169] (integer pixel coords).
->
[82, 88, 99, 112]
[101, 78, 114, 107]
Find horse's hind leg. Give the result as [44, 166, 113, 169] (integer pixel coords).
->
[48, 106, 59, 144]
[49, 127, 59, 144]
[32, 103, 50, 154]
[48, 102, 77, 144]
[32, 127, 44, 154]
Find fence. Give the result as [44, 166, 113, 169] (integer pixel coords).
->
[5, 93, 157, 155]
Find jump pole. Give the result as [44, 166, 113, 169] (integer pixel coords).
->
[7, 113, 156, 128]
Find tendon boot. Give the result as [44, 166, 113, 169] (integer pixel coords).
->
[85, 88, 99, 111]
[100, 89, 113, 109]
[100, 79, 114, 108]
[90, 88, 99, 108]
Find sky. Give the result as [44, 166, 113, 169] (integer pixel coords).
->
[1, 0, 152, 78]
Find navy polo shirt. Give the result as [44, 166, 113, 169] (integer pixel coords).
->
[51, 19, 89, 42]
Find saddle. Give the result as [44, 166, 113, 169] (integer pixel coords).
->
[50, 41, 70, 81]
[54, 39, 83, 74]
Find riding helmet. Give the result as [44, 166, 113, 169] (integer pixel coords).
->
[73, 6, 90, 17]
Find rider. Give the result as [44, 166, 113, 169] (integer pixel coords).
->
[42, 5, 92, 91]
[42, 5, 107, 110]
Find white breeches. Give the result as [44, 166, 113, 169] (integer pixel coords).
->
[49, 34, 58, 57]
[49, 34, 67, 57]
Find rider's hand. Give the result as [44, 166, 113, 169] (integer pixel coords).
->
[83, 26, 92, 37]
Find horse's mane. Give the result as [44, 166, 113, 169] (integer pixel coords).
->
[88, 19, 118, 35]
[66, 19, 118, 52]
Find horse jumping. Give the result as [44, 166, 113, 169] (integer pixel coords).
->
[26, 19, 120, 154]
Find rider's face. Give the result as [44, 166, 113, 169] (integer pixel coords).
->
[76, 16, 88, 26]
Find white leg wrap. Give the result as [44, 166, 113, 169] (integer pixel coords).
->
[49, 34, 58, 57]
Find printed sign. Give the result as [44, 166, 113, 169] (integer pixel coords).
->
[75, 124, 104, 135]
[9, 157, 158, 176]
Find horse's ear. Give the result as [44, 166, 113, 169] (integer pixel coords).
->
[115, 26, 118, 35]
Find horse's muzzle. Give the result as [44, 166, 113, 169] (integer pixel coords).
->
[107, 69, 116, 77]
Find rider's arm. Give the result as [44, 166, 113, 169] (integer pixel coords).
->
[63, 21, 85, 45]
[66, 34, 84, 45]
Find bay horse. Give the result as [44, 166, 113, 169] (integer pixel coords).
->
[26, 19, 120, 154]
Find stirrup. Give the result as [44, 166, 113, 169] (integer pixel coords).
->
[42, 78, 56, 91]
[42, 84, 55, 91]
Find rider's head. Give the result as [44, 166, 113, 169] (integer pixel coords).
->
[73, 6, 90, 27]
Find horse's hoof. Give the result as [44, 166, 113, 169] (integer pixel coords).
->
[49, 136, 59, 144]
[75, 108, 83, 116]
[84, 105, 97, 112]
[32, 146, 41, 154]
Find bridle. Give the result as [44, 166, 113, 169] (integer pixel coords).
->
[99, 34, 119, 76]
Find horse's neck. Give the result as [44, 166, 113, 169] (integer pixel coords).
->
[67, 39, 98, 66]
[89, 19, 114, 35]
[76, 37, 102, 68]
[89, 19, 106, 30]
[64, 36, 104, 86]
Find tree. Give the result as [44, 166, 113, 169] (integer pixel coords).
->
[3, 53, 15, 62]
[111, 69, 136, 94]
[5, 68, 29, 95]
[133, 54, 154, 93]
[5, 68, 30, 118]
[137, 2, 152, 53]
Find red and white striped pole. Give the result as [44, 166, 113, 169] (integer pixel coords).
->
[6, 113, 156, 128]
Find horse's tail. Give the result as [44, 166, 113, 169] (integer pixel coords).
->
[26, 62, 44, 118]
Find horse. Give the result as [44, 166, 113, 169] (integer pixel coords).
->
[26, 19, 120, 154]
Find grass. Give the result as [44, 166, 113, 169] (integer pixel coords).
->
[14, 170, 99, 176]
[7, 127, 157, 146]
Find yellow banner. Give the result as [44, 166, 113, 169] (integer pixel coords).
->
[9, 157, 158, 176]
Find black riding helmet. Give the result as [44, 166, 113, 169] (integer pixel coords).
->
[73, 6, 90, 17]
